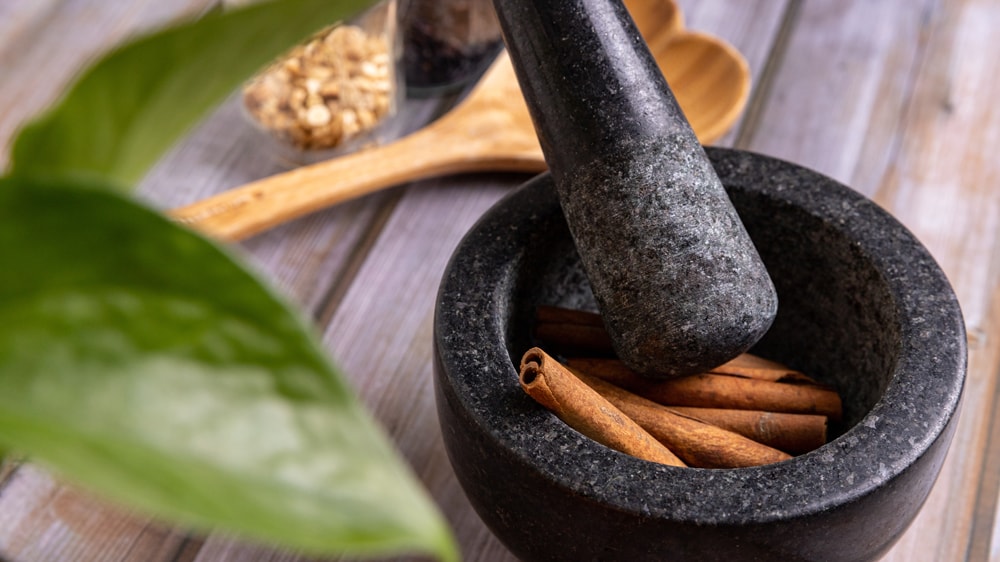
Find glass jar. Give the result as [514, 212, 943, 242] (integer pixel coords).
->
[241, 0, 404, 165]
[401, 0, 503, 97]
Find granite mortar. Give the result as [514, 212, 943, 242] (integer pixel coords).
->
[433, 148, 966, 561]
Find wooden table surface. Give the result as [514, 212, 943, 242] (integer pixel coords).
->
[2, 0, 999, 560]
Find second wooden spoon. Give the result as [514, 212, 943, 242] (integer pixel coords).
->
[172, 24, 748, 241]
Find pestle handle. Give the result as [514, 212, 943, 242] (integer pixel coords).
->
[493, 0, 778, 378]
[494, 0, 686, 177]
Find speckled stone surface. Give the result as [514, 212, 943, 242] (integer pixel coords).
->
[493, 0, 777, 378]
[433, 148, 966, 561]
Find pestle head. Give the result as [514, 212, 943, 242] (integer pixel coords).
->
[494, 0, 777, 378]
[561, 135, 778, 378]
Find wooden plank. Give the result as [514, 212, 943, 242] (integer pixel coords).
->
[14, 0, 1000, 560]
[191, 539, 316, 562]
[138, 95, 408, 317]
[0, 4, 227, 561]
[743, 0, 935, 196]
[677, 0, 792, 147]
[0, 465, 189, 562]
[0, 0, 58, 68]
[739, 0, 1000, 560]
[866, 1, 1000, 560]
[974, 358, 1000, 561]
[322, 178, 518, 562]
[0, 0, 214, 171]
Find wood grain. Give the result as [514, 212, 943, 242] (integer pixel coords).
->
[738, 1, 1000, 560]
[678, 0, 792, 147]
[0, 0, 214, 171]
[4, 0, 1000, 561]
[0, 465, 189, 562]
[739, 0, 935, 194]
[867, 2, 1000, 559]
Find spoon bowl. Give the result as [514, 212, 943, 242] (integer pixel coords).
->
[171, 1, 750, 241]
[668, 31, 750, 145]
[626, 0, 684, 55]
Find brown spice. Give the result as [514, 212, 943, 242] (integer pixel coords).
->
[524, 306, 843, 467]
[243, 23, 394, 150]
[566, 357, 843, 422]
[663, 406, 828, 455]
[519, 348, 686, 467]
[534, 305, 615, 355]
[567, 367, 792, 468]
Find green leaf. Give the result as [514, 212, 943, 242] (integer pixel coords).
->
[0, 176, 457, 562]
[8, 0, 372, 189]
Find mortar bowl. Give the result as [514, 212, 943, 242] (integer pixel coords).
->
[433, 147, 966, 561]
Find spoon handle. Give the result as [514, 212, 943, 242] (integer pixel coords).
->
[169, 116, 540, 242]
[169, 131, 436, 241]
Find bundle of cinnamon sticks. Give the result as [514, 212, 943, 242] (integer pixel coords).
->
[519, 306, 843, 469]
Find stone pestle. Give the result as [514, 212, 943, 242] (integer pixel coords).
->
[493, 0, 779, 378]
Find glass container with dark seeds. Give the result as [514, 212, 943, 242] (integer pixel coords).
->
[402, 0, 504, 97]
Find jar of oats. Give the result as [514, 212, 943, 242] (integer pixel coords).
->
[242, 0, 402, 164]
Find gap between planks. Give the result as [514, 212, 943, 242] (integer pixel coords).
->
[312, 189, 406, 328]
[967, 352, 1000, 560]
[0, 458, 22, 496]
[732, 0, 802, 150]
[167, 536, 207, 562]
[965, 220, 1000, 560]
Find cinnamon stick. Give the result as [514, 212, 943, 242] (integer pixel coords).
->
[568, 368, 792, 468]
[709, 355, 819, 384]
[519, 348, 686, 467]
[716, 352, 790, 371]
[665, 407, 827, 455]
[566, 358, 843, 421]
[535, 306, 814, 384]
[534, 305, 614, 355]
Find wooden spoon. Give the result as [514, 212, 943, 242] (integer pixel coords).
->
[171, 10, 749, 241]
[626, 0, 685, 54]
[664, 31, 750, 145]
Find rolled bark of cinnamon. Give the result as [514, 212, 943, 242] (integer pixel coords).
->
[535, 307, 816, 385]
[534, 305, 615, 355]
[567, 358, 843, 421]
[709, 355, 819, 384]
[519, 348, 686, 467]
[665, 406, 828, 455]
[569, 368, 792, 468]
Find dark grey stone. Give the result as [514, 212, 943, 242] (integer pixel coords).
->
[433, 148, 966, 561]
[492, 0, 778, 378]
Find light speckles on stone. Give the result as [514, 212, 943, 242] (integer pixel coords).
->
[434, 148, 965, 561]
